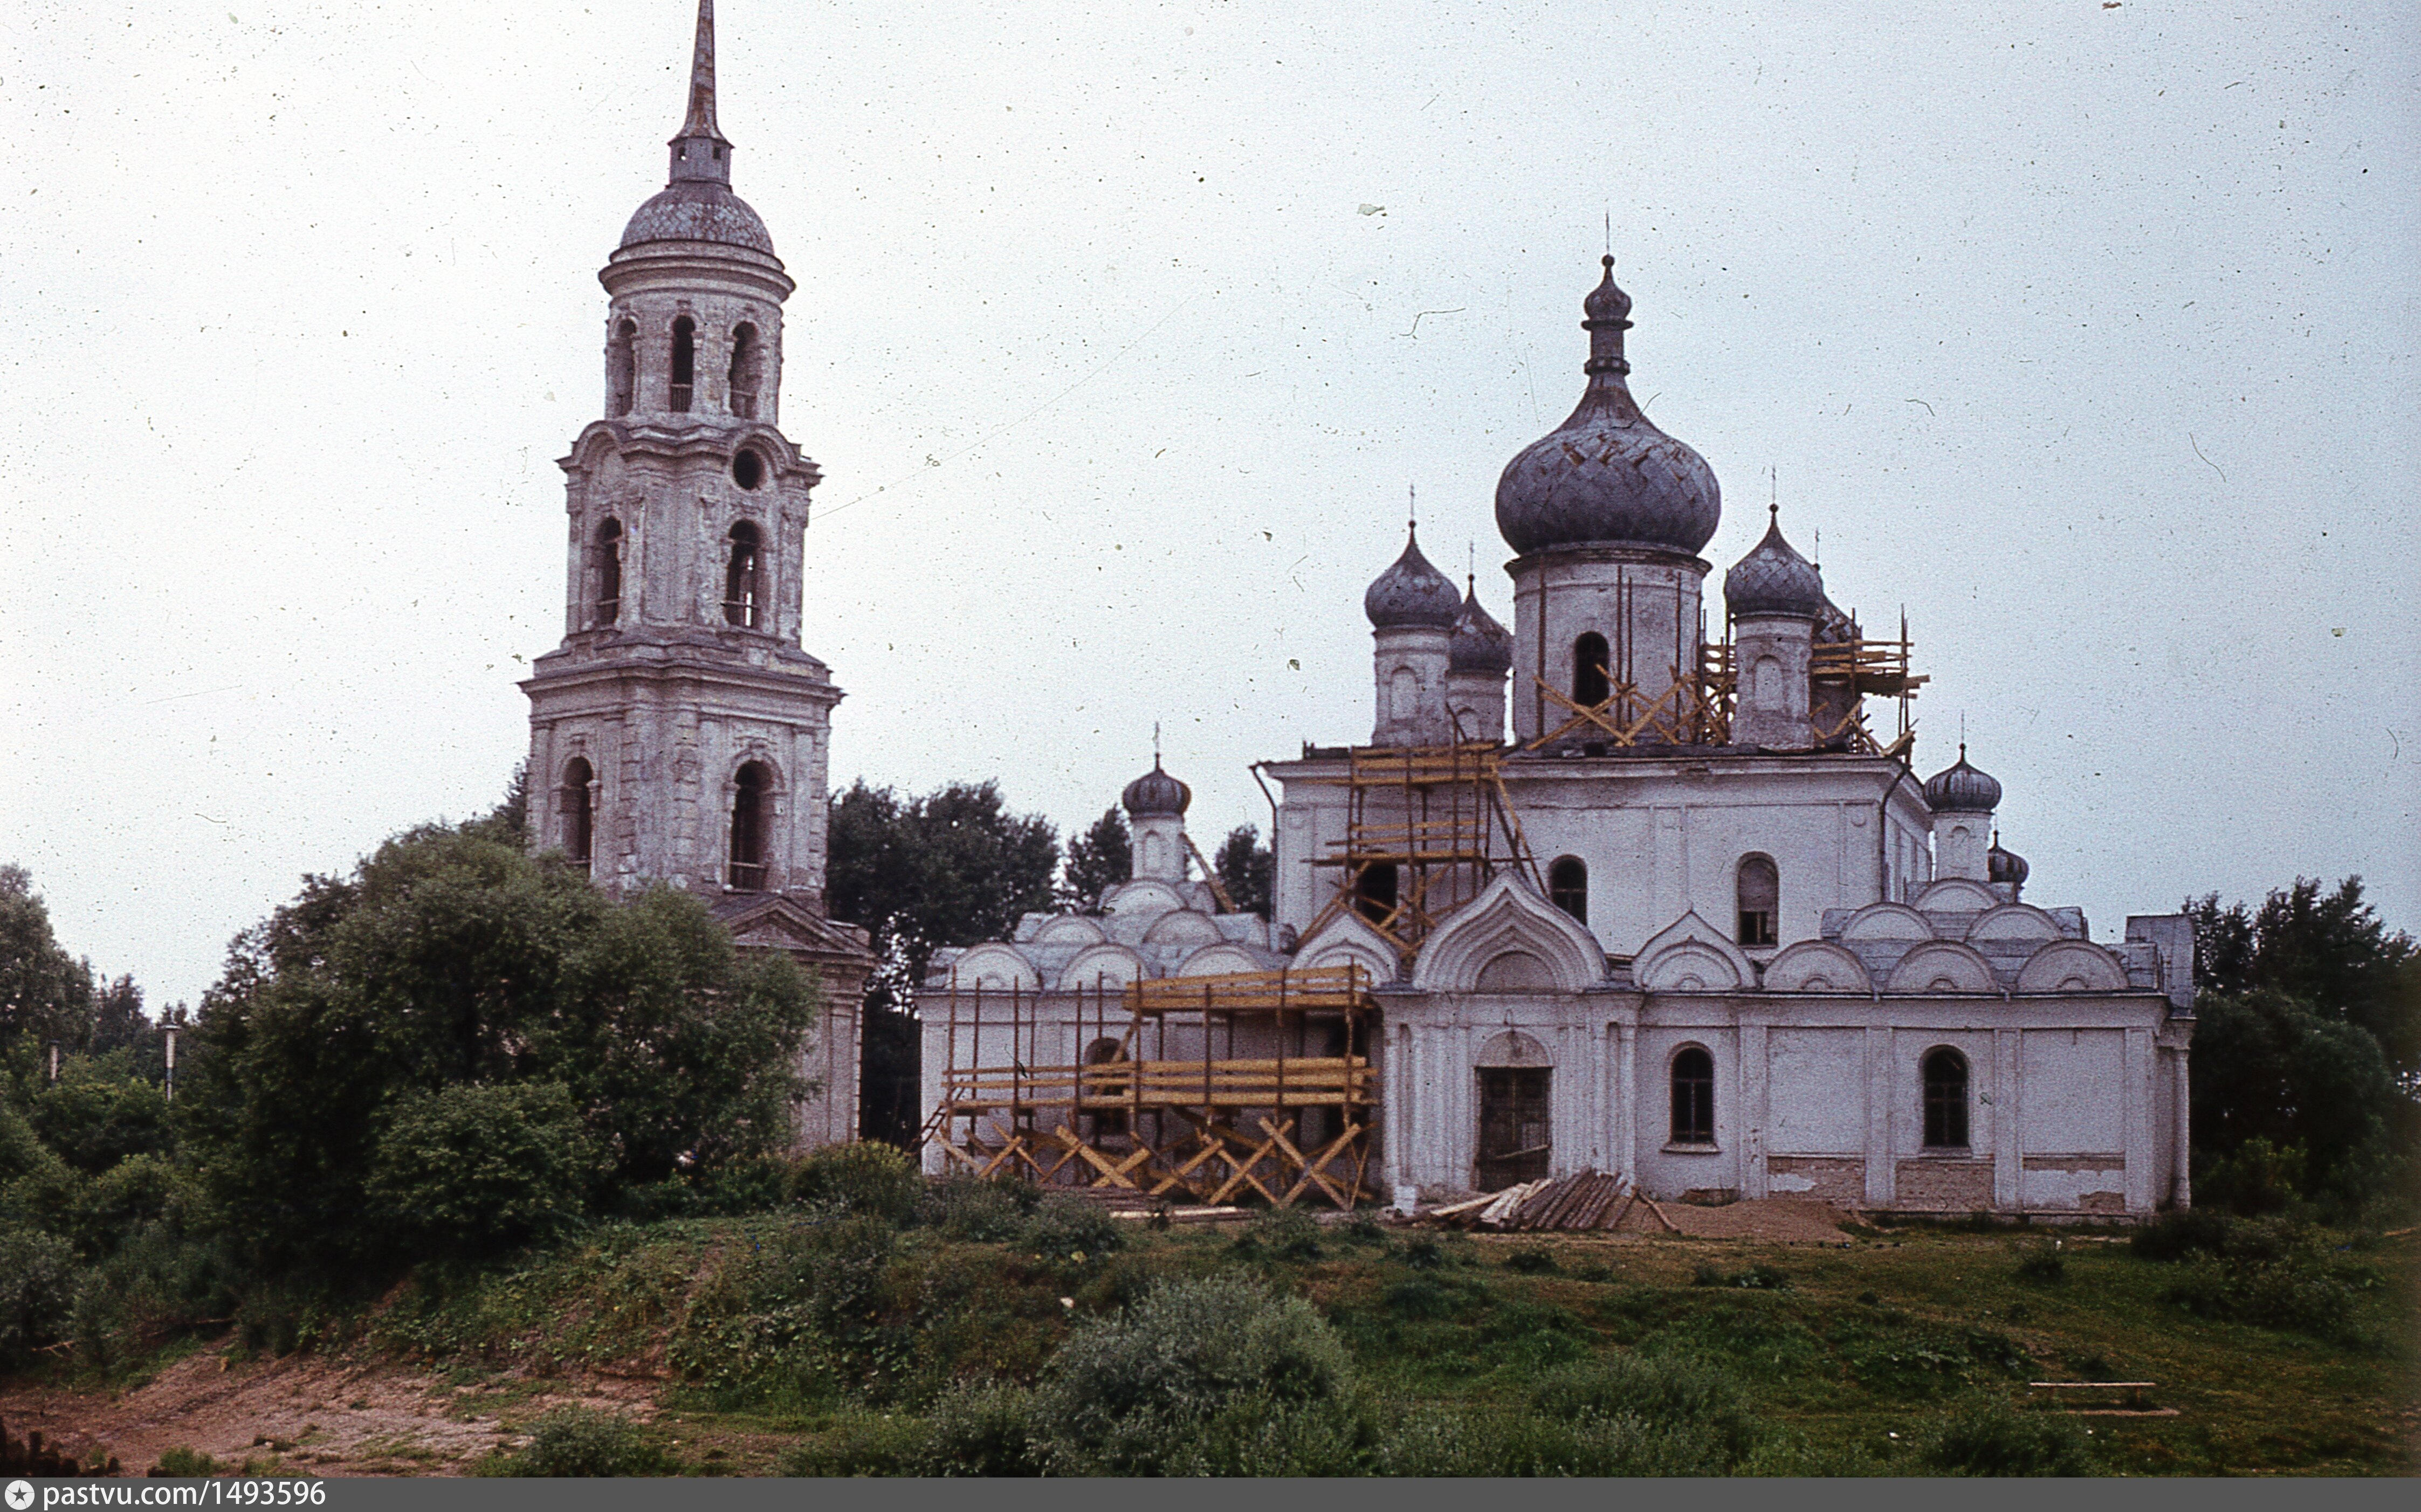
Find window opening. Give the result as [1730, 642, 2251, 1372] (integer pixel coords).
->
[1922, 1048, 1970, 1148]
[732, 448, 764, 491]
[1084, 1037, 1130, 1136]
[1737, 853, 1779, 947]
[593, 518, 622, 626]
[727, 322, 764, 419]
[607, 319, 637, 417]
[560, 757, 594, 869]
[1670, 1046, 1715, 1144]
[1352, 861, 1399, 929]
[1476, 1067, 1552, 1187]
[1574, 632, 1611, 707]
[670, 316, 696, 412]
[1548, 855, 1588, 924]
[728, 762, 772, 890]
[724, 521, 763, 628]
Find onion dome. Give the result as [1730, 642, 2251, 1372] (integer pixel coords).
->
[1923, 745, 2003, 813]
[1121, 760, 1191, 818]
[1364, 524, 1462, 631]
[1987, 832, 2030, 888]
[1495, 257, 1722, 558]
[1449, 576, 1515, 675]
[1724, 505, 1826, 619]
[618, 3, 777, 256]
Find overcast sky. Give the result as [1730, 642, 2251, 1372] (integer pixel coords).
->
[3, 1, 2415, 1010]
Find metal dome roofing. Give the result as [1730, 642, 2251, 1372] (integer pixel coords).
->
[1924, 747, 2004, 813]
[1987, 834, 2031, 887]
[1364, 526, 1462, 631]
[1449, 579, 1514, 675]
[1120, 761, 1191, 818]
[1495, 258, 1721, 559]
[1724, 506, 1826, 619]
[619, 181, 776, 255]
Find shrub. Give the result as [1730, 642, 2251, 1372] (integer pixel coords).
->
[2162, 1253, 2364, 1344]
[367, 1082, 593, 1261]
[1503, 1247, 1559, 1274]
[1530, 1353, 1762, 1466]
[506, 1407, 678, 1477]
[786, 1142, 921, 1224]
[0, 1223, 76, 1364]
[2131, 1208, 2234, 1262]
[1022, 1193, 1122, 1265]
[1400, 1236, 1447, 1270]
[1028, 1274, 1358, 1474]
[1230, 1205, 1323, 1264]
[1373, 1401, 1731, 1477]
[776, 1410, 925, 1476]
[150, 1447, 222, 1477]
[917, 1175, 1038, 1241]
[1916, 1395, 2098, 1477]
[1692, 1261, 1790, 1290]
[2013, 1241, 2067, 1283]
[911, 1380, 1040, 1476]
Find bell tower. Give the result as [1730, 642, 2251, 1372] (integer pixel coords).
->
[520, 0, 871, 1143]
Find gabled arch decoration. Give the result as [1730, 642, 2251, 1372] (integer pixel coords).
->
[1837, 901, 1939, 945]
[1031, 915, 1109, 949]
[1294, 909, 1399, 985]
[1883, 940, 1998, 995]
[1635, 910, 1755, 994]
[1475, 1030, 1552, 1067]
[1964, 902, 2065, 946]
[1056, 943, 1148, 991]
[1412, 874, 1604, 994]
[1915, 878, 2001, 913]
[1760, 939, 1872, 994]
[2013, 939, 2131, 994]
[949, 943, 1041, 992]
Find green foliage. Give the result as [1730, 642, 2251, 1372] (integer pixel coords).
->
[1021, 1193, 1123, 1265]
[916, 1174, 1040, 1241]
[1693, 1260, 1791, 1289]
[367, 1082, 593, 1261]
[0, 865, 95, 1057]
[2130, 1207, 2235, 1261]
[1827, 1316, 2028, 1399]
[1059, 807, 1131, 915]
[776, 1409, 926, 1476]
[1229, 1204, 1323, 1264]
[1503, 1246, 1560, 1274]
[150, 1447, 222, 1477]
[1371, 1400, 1735, 1477]
[0, 1221, 76, 1364]
[501, 1407, 677, 1477]
[785, 1142, 921, 1223]
[1214, 825, 1274, 919]
[2157, 1224, 2379, 1347]
[32, 1051, 171, 1175]
[1530, 1352, 1762, 1465]
[2013, 1241, 2067, 1283]
[1916, 1394, 2099, 1477]
[1028, 1274, 1359, 1474]
[910, 1380, 1041, 1476]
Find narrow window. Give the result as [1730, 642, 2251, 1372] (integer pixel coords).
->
[593, 518, 622, 626]
[1736, 853, 1779, 947]
[670, 316, 696, 412]
[728, 761, 773, 889]
[559, 757, 594, 868]
[1548, 855, 1588, 924]
[727, 322, 763, 419]
[606, 319, 637, 417]
[1670, 1046, 1715, 1144]
[1923, 1048, 1970, 1148]
[1574, 632, 1611, 707]
[1352, 861, 1399, 929]
[724, 521, 763, 628]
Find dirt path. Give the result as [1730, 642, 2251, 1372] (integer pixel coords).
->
[0, 1347, 657, 1477]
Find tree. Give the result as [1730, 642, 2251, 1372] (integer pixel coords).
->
[0, 865, 94, 1060]
[1215, 825, 1275, 919]
[367, 1082, 594, 1261]
[826, 780, 1060, 1145]
[2188, 877, 2418, 1080]
[1061, 808, 1132, 914]
[183, 821, 816, 1273]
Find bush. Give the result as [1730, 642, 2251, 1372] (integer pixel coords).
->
[0, 1223, 76, 1364]
[150, 1447, 222, 1477]
[1372, 1401, 1732, 1477]
[367, 1082, 593, 1261]
[2013, 1241, 2067, 1283]
[787, 1142, 921, 1224]
[917, 1175, 1038, 1241]
[1229, 1205, 1323, 1264]
[911, 1380, 1040, 1476]
[1503, 1247, 1559, 1274]
[1691, 1261, 1790, 1290]
[1916, 1395, 2098, 1477]
[1530, 1353, 1762, 1466]
[506, 1407, 678, 1477]
[776, 1410, 924, 1476]
[1028, 1274, 1358, 1474]
[2162, 1253, 2366, 1344]
[1022, 1193, 1123, 1264]
[2131, 1208, 2234, 1261]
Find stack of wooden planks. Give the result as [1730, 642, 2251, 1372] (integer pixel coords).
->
[1425, 1170, 1648, 1231]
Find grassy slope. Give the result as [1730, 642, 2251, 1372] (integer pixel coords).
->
[350, 1215, 2415, 1477]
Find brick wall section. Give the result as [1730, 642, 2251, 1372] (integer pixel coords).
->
[1766, 1156, 1865, 1203]
[1895, 1158, 1994, 1210]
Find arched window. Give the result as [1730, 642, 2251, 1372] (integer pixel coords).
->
[593, 518, 622, 626]
[607, 319, 637, 417]
[1548, 855, 1588, 924]
[1670, 1045, 1715, 1144]
[1352, 861, 1399, 930]
[727, 322, 764, 419]
[728, 762, 773, 890]
[1736, 854, 1778, 947]
[670, 316, 696, 412]
[559, 757, 595, 868]
[724, 521, 762, 628]
[1574, 632, 1611, 707]
[1922, 1048, 1970, 1149]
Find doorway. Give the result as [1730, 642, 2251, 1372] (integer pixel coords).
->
[1476, 1067, 1552, 1188]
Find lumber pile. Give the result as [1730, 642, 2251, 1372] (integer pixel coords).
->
[1425, 1170, 1637, 1231]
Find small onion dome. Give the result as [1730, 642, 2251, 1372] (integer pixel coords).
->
[1923, 744, 2003, 813]
[1987, 832, 2030, 888]
[1495, 257, 1722, 558]
[1449, 577, 1515, 675]
[620, 181, 777, 254]
[1364, 525, 1462, 630]
[1724, 505, 1826, 619]
[1121, 760, 1191, 818]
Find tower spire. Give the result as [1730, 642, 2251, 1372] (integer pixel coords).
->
[666, 0, 733, 188]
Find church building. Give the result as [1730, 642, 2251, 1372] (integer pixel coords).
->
[520, 2, 872, 1146]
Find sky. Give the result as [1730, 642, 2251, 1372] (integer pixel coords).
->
[2, 1, 2415, 1011]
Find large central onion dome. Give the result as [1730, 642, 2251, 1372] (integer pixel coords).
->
[1496, 258, 1721, 558]
[1121, 759, 1191, 818]
[1364, 525, 1462, 630]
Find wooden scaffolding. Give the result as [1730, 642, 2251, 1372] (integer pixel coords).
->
[1296, 742, 1541, 963]
[923, 965, 1383, 1209]
[1699, 606, 1928, 755]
